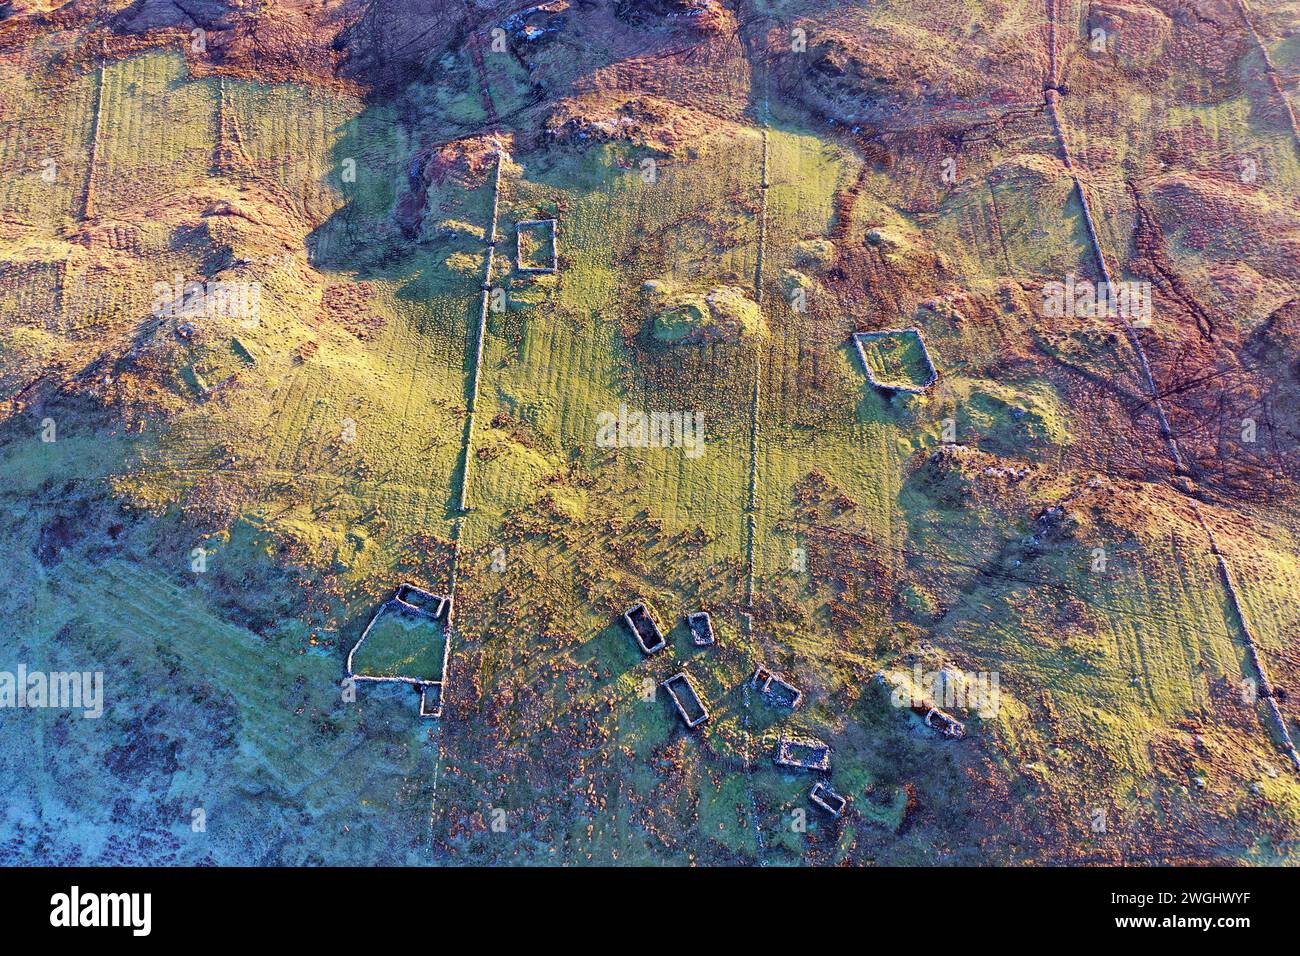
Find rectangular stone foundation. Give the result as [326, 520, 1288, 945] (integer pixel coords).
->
[662, 672, 708, 729]
[687, 611, 715, 646]
[810, 781, 847, 817]
[624, 603, 666, 654]
[775, 734, 831, 772]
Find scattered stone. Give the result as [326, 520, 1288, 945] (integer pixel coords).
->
[792, 237, 835, 270]
[502, 1, 569, 43]
[647, 280, 767, 345]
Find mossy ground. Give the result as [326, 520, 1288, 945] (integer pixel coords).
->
[352, 606, 447, 681]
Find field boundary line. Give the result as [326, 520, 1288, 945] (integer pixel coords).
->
[432, 148, 504, 729]
[1235, 0, 1300, 152]
[743, 124, 768, 621]
[734, 46, 777, 864]
[82, 58, 105, 220]
[1044, 0, 1300, 772]
[427, 149, 503, 844]
[453, 149, 503, 517]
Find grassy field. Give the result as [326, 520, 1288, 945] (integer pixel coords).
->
[2, 6, 1300, 866]
[352, 604, 447, 681]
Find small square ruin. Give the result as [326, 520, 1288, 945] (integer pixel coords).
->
[419, 682, 443, 718]
[515, 218, 558, 273]
[919, 705, 966, 739]
[809, 781, 847, 817]
[751, 665, 802, 709]
[687, 611, 716, 647]
[395, 582, 450, 621]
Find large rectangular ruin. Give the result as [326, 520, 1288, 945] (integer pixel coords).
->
[687, 611, 716, 647]
[623, 602, 666, 654]
[852, 327, 938, 393]
[662, 672, 709, 729]
[775, 734, 831, 772]
[347, 582, 453, 719]
[751, 665, 802, 709]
